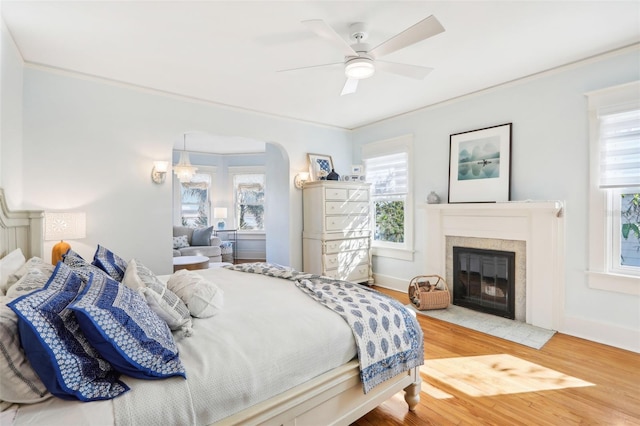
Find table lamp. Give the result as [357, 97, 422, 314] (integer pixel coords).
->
[213, 207, 227, 230]
[45, 212, 86, 264]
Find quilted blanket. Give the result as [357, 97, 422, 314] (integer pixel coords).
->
[226, 263, 424, 393]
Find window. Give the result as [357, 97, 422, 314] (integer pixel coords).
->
[587, 81, 640, 294]
[362, 135, 413, 261]
[230, 167, 265, 231]
[180, 172, 212, 227]
[617, 190, 640, 270]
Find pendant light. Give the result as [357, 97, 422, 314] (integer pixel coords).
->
[173, 134, 198, 182]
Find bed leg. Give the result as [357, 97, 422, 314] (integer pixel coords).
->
[404, 375, 421, 411]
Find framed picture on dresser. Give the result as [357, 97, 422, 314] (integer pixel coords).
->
[307, 153, 334, 181]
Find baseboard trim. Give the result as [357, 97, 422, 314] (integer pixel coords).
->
[560, 315, 639, 354]
[371, 273, 408, 293]
[236, 250, 266, 260]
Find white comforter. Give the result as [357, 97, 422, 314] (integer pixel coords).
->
[9, 267, 357, 425]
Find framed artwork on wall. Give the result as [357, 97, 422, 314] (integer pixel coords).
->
[307, 153, 334, 181]
[448, 123, 512, 203]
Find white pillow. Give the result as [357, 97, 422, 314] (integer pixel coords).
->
[122, 259, 193, 336]
[167, 269, 224, 318]
[0, 296, 51, 404]
[7, 268, 52, 298]
[0, 249, 26, 293]
[6, 257, 54, 288]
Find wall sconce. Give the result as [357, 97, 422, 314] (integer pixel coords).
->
[44, 212, 87, 265]
[151, 161, 169, 184]
[213, 207, 227, 229]
[294, 172, 309, 189]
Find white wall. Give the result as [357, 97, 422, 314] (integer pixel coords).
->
[11, 66, 351, 274]
[352, 47, 640, 351]
[0, 17, 24, 206]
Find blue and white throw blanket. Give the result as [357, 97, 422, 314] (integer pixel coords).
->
[225, 263, 424, 393]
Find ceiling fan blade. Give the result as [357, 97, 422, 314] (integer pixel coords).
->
[369, 15, 444, 59]
[376, 61, 434, 79]
[341, 78, 358, 96]
[277, 62, 343, 73]
[302, 19, 358, 57]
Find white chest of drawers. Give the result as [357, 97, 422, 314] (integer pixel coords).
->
[302, 181, 372, 284]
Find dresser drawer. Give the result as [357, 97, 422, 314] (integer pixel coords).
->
[324, 264, 370, 283]
[325, 201, 369, 216]
[326, 215, 369, 232]
[324, 249, 368, 271]
[324, 187, 369, 202]
[325, 188, 348, 201]
[348, 189, 369, 202]
[324, 238, 369, 254]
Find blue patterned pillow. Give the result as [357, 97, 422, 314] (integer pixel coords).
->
[63, 250, 111, 284]
[92, 245, 128, 282]
[69, 272, 186, 380]
[7, 262, 129, 401]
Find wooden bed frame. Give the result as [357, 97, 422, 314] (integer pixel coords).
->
[0, 188, 421, 425]
[0, 189, 43, 259]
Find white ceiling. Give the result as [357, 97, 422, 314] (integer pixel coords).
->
[2, 1, 639, 130]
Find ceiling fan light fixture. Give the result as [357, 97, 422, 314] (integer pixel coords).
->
[345, 57, 375, 79]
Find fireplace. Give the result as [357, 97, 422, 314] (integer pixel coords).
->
[453, 247, 515, 319]
[423, 201, 564, 329]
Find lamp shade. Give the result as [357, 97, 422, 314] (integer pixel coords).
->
[45, 212, 86, 241]
[213, 208, 227, 219]
[153, 161, 169, 173]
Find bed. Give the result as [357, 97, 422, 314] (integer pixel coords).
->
[0, 188, 422, 425]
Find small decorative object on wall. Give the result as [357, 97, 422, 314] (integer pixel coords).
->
[308, 153, 334, 181]
[448, 123, 512, 203]
[427, 191, 441, 204]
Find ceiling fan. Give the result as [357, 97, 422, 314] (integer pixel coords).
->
[279, 15, 445, 95]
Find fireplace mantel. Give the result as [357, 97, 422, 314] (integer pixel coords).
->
[423, 201, 564, 330]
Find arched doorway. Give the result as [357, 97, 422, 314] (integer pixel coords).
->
[172, 132, 290, 265]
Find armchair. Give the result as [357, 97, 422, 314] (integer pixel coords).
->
[172, 226, 222, 262]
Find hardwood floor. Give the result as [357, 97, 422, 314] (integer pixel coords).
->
[352, 287, 640, 426]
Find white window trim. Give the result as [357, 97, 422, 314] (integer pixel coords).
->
[228, 166, 266, 234]
[586, 81, 640, 296]
[362, 134, 414, 261]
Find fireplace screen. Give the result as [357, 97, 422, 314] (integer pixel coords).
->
[453, 247, 515, 319]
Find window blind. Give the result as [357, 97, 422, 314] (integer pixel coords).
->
[364, 152, 408, 196]
[599, 107, 640, 188]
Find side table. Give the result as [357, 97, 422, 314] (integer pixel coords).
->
[213, 228, 237, 263]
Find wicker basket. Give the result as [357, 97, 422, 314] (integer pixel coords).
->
[408, 275, 450, 310]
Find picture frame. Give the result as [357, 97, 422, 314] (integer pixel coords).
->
[448, 123, 512, 203]
[307, 153, 334, 181]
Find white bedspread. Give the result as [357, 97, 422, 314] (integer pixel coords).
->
[10, 267, 357, 425]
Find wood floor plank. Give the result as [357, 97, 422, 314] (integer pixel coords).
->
[350, 286, 640, 426]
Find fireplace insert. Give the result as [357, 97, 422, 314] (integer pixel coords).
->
[453, 247, 515, 319]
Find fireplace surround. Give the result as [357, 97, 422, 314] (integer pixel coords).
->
[424, 201, 564, 330]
